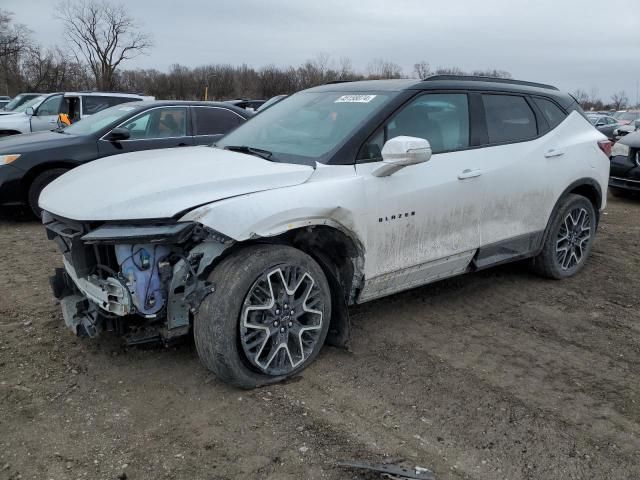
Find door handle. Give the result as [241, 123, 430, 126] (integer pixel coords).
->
[545, 149, 565, 158]
[177, 143, 188, 147]
[458, 169, 483, 180]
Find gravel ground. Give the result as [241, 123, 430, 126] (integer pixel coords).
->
[0, 194, 639, 480]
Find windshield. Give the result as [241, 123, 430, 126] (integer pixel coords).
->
[10, 95, 45, 113]
[3, 94, 35, 112]
[216, 91, 394, 164]
[63, 104, 140, 135]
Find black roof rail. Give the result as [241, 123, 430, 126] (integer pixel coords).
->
[323, 79, 356, 85]
[423, 75, 559, 91]
[72, 90, 150, 95]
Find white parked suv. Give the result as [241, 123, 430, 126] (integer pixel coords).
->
[0, 91, 154, 136]
[40, 76, 611, 388]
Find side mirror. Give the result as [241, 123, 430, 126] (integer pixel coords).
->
[372, 136, 432, 177]
[596, 121, 605, 127]
[25, 107, 34, 116]
[106, 127, 131, 142]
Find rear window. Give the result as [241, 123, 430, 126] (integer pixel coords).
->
[482, 94, 537, 144]
[193, 107, 244, 135]
[533, 97, 567, 130]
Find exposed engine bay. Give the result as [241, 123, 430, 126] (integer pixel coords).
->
[43, 211, 231, 345]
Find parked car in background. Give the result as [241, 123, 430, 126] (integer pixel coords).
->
[0, 100, 250, 215]
[609, 130, 640, 196]
[0, 92, 154, 136]
[586, 113, 620, 140]
[256, 94, 288, 113]
[40, 76, 609, 388]
[0, 99, 9, 109]
[0, 93, 45, 115]
[224, 98, 265, 112]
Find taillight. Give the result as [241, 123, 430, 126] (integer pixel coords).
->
[598, 139, 612, 157]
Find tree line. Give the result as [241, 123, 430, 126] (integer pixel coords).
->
[6, 1, 587, 104]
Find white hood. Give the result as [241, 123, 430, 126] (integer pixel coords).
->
[40, 146, 314, 221]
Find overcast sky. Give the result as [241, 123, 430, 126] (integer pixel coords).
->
[4, 0, 639, 102]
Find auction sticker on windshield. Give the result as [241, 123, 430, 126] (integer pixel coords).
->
[335, 95, 377, 103]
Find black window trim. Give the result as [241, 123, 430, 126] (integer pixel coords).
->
[356, 90, 474, 163]
[190, 105, 246, 137]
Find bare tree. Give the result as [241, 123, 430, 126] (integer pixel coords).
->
[56, 0, 152, 90]
[572, 89, 589, 107]
[434, 66, 464, 76]
[367, 58, 403, 79]
[471, 68, 512, 79]
[413, 61, 431, 79]
[611, 91, 629, 110]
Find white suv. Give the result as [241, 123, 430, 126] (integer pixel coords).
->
[41, 76, 611, 388]
[0, 92, 154, 136]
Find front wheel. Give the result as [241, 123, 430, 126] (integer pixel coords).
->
[194, 244, 332, 388]
[28, 168, 69, 218]
[532, 194, 597, 279]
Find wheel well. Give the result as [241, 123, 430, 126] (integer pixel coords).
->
[0, 130, 22, 136]
[21, 162, 75, 200]
[212, 225, 364, 348]
[568, 182, 601, 222]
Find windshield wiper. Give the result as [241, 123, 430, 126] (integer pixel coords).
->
[224, 145, 273, 161]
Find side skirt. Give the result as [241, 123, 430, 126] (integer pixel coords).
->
[472, 231, 544, 271]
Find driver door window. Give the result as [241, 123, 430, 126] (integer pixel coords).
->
[36, 95, 63, 116]
[358, 93, 470, 162]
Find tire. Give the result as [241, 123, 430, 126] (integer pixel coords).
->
[194, 244, 332, 389]
[532, 194, 597, 279]
[28, 168, 69, 218]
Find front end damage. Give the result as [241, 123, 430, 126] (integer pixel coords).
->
[43, 211, 232, 345]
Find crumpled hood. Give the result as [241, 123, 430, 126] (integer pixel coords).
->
[40, 146, 314, 221]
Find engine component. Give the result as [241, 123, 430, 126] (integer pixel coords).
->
[115, 244, 171, 316]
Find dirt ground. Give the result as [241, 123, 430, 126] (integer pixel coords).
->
[1, 194, 639, 480]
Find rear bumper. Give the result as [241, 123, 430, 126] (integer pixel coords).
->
[0, 164, 26, 206]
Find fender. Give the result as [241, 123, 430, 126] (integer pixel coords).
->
[537, 177, 603, 256]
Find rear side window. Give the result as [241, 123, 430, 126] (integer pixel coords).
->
[193, 107, 244, 135]
[482, 94, 537, 144]
[533, 97, 567, 129]
[82, 96, 139, 115]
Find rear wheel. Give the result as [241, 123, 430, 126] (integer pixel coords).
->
[194, 245, 331, 388]
[532, 194, 596, 279]
[28, 168, 69, 218]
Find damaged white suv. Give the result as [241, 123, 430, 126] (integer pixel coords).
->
[41, 76, 611, 388]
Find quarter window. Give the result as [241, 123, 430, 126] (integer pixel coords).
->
[193, 107, 243, 135]
[358, 93, 470, 161]
[120, 107, 187, 139]
[482, 94, 537, 144]
[533, 97, 567, 130]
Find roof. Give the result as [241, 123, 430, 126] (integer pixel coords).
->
[121, 100, 252, 116]
[307, 76, 573, 108]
